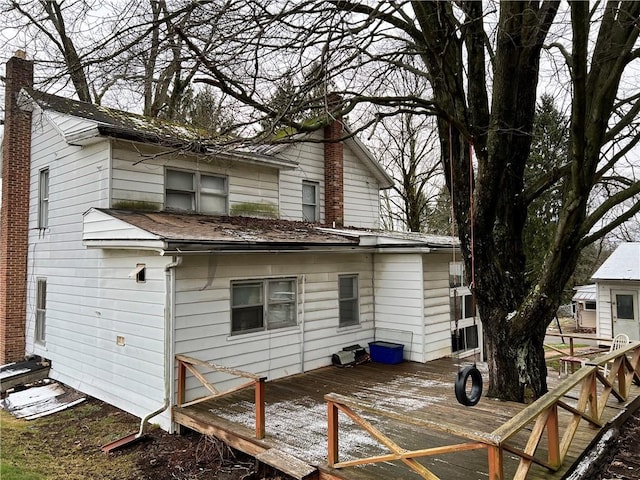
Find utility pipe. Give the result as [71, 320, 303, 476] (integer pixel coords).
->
[135, 255, 182, 438]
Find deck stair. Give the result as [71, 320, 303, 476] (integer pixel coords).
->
[256, 448, 318, 480]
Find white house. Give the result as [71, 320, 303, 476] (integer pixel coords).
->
[0, 54, 480, 432]
[592, 243, 640, 342]
[572, 284, 597, 331]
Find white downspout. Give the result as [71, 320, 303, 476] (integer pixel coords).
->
[135, 255, 182, 437]
[300, 274, 306, 372]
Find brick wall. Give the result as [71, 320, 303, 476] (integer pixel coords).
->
[0, 53, 34, 363]
[324, 109, 344, 227]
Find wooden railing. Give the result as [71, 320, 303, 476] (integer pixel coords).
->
[326, 342, 640, 480]
[176, 354, 266, 439]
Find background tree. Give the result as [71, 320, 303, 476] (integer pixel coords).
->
[172, 1, 640, 401]
[523, 94, 569, 288]
[376, 112, 442, 232]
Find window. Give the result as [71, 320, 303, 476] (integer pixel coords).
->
[35, 278, 46, 345]
[38, 168, 49, 229]
[338, 275, 359, 327]
[449, 262, 465, 287]
[129, 264, 146, 283]
[616, 294, 634, 319]
[450, 293, 474, 322]
[302, 181, 319, 222]
[584, 301, 597, 311]
[165, 169, 227, 214]
[231, 278, 297, 334]
[451, 325, 479, 353]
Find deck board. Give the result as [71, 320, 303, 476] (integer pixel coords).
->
[173, 358, 640, 480]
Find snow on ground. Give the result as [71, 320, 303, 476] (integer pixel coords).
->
[210, 396, 387, 465]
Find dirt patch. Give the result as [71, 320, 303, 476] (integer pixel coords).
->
[1, 394, 291, 480]
[596, 409, 640, 480]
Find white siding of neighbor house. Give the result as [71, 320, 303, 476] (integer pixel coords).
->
[596, 283, 613, 340]
[373, 253, 425, 362]
[110, 141, 279, 214]
[423, 253, 454, 361]
[595, 281, 640, 341]
[24, 115, 172, 430]
[173, 253, 375, 403]
[277, 135, 382, 228]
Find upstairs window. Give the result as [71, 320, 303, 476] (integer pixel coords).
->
[165, 169, 227, 214]
[231, 278, 297, 334]
[338, 274, 359, 327]
[302, 181, 319, 222]
[38, 168, 49, 229]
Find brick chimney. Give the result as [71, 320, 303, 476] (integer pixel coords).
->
[324, 94, 344, 227]
[1, 52, 34, 363]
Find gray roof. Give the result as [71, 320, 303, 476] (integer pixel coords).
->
[572, 284, 596, 302]
[88, 209, 457, 252]
[591, 242, 640, 281]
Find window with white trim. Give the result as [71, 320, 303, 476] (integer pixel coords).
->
[302, 180, 319, 222]
[38, 168, 49, 229]
[338, 274, 359, 327]
[35, 278, 47, 345]
[231, 278, 297, 334]
[165, 169, 227, 214]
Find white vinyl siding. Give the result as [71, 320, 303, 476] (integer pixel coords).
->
[278, 140, 326, 222]
[25, 113, 171, 430]
[278, 136, 382, 227]
[174, 253, 375, 401]
[110, 142, 279, 214]
[342, 145, 381, 228]
[373, 253, 425, 362]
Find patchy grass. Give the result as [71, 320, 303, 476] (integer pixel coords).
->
[1, 394, 284, 480]
[1, 400, 142, 480]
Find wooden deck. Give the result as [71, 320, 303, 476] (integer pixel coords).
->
[173, 353, 640, 480]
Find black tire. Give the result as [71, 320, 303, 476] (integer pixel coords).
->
[455, 365, 483, 406]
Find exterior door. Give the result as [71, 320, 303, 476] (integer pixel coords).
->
[612, 290, 639, 341]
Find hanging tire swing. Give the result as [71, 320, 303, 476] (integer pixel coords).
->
[450, 129, 483, 407]
[454, 365, 483, 406]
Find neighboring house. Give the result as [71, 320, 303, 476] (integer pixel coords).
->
[572, 285, 597, 331]
[0, 54, 480, 432]
[591, 243, 640, 342]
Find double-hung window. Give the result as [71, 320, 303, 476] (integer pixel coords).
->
[35, 278, 47, 345]
[165, 169, 227, 214]
[38, 168, 49, 229]
[231, 278, 297, 334]
[338, 274, 359, 327]
[302, 181, 319, 222]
